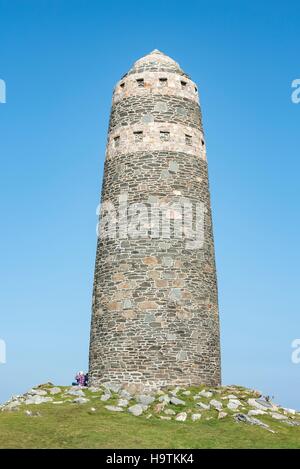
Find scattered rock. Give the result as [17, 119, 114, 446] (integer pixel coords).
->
[158, 395, 170, 403]
[29, 389, 48, 396]
[119, 389, 133, 400]
[105, 405, 123, 412]
[49, 387, 61, 395]
[170, 397, 185, 405]
[153, 403, 165, 414]
[191, 413, 201, 421]
[283, 420, 300, 427]
[248, 398, 274, 411]
[128, 404, 144, 416]
[218, 411, 228, 419]
[271, 413, 288, 420]
[123, 383, 145, 395]
[90, 407, 96, 412]
[282, 407, 296, 415]
[175, 412, 187, 422]
[197, 402, 210, 410]
[65, 389, 85, 397]
[100, 394, 111, 402]
[164, 409, 176, 415]
[73, 398, 89, 404]
[182, 391, 191, 396]
[103, 382, 122, 393]
[137, 395, 155, 406]
[160, 416, 171, 421]
[227, 399, 242, 411]
[198, 390, 213, 398]
[234, 413, 272, 431]
[3, 401, 21, 411]
[24, 396, 53, 405]
[210, 399, 222, 410]
[248, 409, 267, 416]
[117, 399, 129, 407]
[88, 386, 100, 393]
[25, 410, 41, 417]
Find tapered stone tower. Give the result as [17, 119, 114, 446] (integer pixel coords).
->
[89, 50, 221, 390]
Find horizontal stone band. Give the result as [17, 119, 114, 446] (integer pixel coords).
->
[113, 71, 199, 104]
[106, 122, 206, 160]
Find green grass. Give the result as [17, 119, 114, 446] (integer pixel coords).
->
[1, 385, 300, 449]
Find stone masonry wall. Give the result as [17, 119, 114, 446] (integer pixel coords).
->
[89, 50, 221, 390]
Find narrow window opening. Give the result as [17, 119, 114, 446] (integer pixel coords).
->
[194, 86, 198, 93]
[185, 134, 192, 145]
[181, 80, 187, 89]
[114, 136, 120, 147]
[120, 82, 125, 89]
[159, 78, 168, 87]
[136, 78, 144, 87]
[160, 131, 170, 141]
[201, 139, 205, 146]
[134, 131, 143, 142]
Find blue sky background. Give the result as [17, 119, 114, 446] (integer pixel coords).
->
[0, 0, 299, 408]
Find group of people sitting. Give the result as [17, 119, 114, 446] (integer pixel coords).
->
[72, 371, 88, 387]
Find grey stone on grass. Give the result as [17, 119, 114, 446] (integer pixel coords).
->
[198, 390, 213, 398]
[234, 413, 273, 432]
[128, 404, 144, 416]
[170, 397, 185, 405]
[73, 397, 89, 404]
[66, 389, 85, 397]
[196, 402, 210, 410]
[118, 399, 129, 407]
[120, 389, 133, 400]
[248, 409, 267, 416]
[175, 412, 187, 422]
[29, 389, 48, 396]
[137, 395, 155, 405]
[164, 409, 176, 415]
[271, 413, 288, 420]
[105, 405, 123, 412]
[49, 387, 61, 395]
[210, 399, 222, 410]
[103, 382, 121, 393]
[24, 396, 53, 405]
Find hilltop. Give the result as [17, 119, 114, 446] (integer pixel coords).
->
[1, 383, 299, 449]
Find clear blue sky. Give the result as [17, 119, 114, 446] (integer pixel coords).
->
[1, 0, 299, 409]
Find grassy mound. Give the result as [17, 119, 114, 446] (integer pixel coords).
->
[1, 384, 299, 449]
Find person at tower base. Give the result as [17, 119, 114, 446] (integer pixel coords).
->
[72, 371, 85, 386]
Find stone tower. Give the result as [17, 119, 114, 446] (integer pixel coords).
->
[89, 50, 221, 389]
